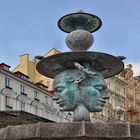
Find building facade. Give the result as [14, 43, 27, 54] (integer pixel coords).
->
[91, 73, 126, 122]
[123, 64, 140, 123]
[91, 64, 140, 123]
[0, 63, 72, 122]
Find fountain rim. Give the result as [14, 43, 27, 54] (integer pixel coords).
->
[36, 51, 124, 79]
[58, 12, 102, 33]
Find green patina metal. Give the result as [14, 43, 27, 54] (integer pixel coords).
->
[36, 11, 125, 122]
[58, 12, 102, 33]
[36, 52, 124, 79]
[53, 65, 108, 121]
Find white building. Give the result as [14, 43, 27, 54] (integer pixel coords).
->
[0, 63, 72, 122]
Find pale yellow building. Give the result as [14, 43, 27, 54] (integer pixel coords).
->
[13, 48, 60, 90]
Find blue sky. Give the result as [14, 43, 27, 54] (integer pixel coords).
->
[0, 0, 140, 75]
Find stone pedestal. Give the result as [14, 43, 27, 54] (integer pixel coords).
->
[0, 122, 140, 139]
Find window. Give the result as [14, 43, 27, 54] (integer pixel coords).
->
[5, 77, 11, 89]
[46, 97, 53, 106]
[45, 96, 48, 104]
[5, 96, 12, 108]
[45, 96, 49, 104]
[112, 98, 115, 108]
[115, 87, 120, 93]
[34, 91, 39, 101]
[20, 75, 29, 80]
[106, 82, 111, 89]
[118, 100, 125, 108]
[21, 75, 26, 79]
[20, 85, 26, 95]
[34, 91, 38, 98]
[34, 106, 38, 114]
[21, 102, 25, 111]
[109, 96, 112, 104]
[3, 66, 9, 71]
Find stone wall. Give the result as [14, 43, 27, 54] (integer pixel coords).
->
[0, 111, 53, 128]
[0, 122, 140, 139]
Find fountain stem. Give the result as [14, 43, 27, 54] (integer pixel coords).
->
[73, 103, 90, 122]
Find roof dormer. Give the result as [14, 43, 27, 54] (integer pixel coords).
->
[14, 71, 30, 80]
[0, 63, 11, 71]
[35, 82, 48, 90]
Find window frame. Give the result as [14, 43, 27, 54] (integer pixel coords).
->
[20, 84, 27, 96]
[5, 77, 12, 89]
[21, 101, 26, 111]
[5, 95, 12, 109]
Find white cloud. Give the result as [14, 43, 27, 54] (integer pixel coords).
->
[126, 62, 140, 76]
